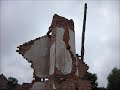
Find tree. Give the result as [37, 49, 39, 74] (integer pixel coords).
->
[107, 67, 120, 90]
[84, 72, 98, 89]
[8, 77, 18, 90]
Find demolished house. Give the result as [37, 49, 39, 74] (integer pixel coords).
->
[16, 3, 91, 90]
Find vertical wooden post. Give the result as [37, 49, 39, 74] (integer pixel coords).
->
[81, 3, 87, 61]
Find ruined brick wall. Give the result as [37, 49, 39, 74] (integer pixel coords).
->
[49, 14, 76, 75]
[75, 55, 89, 78]
[17, 35, 51, 90]
[16, 14, 91, 90]
[45, 14, 91, 90]
[17, 35, 51, 78]
[45, 74, 91, 90]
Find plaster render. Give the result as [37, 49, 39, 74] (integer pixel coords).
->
[49, 27, 74, 75]
[16, 14, 91, 90]
[68, 29, 76, 57]
[49, 42, 55, 75]
[24, 36, 50, 78]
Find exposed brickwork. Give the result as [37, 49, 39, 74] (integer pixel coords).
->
[16, 35, 50, 56]
[17, 44, 32, 55]
[45, 14, 91, 90]
[50, 14, 76, 75]
[16, 35, 51, 89]
[76, 55, 89, 78]
[45, 74, 91, 90]
[49, 14, 74, 32]
[16, 14, 91, 90]
[49, 14, 74, 47]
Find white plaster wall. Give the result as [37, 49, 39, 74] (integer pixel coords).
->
[64, 48, 72, 74]
[49, 27, 75, 75]
[49, 43, 55, 75]
[24, 36, 50, 78]
[30, 82, 45, 90]
[68, 29, 76, 56]
[55, 28, 66, 73]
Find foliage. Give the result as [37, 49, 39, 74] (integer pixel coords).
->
[84, 72, 98, 88]
[107, 67, 120, 90]
[8, 77, 18, 89]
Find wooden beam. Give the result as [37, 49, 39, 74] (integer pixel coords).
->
[81, 3, 87, 61]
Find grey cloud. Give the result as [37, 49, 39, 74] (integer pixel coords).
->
[1, 0, 119, 87]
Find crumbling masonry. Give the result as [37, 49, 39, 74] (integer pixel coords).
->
[16, 14, 91, 90]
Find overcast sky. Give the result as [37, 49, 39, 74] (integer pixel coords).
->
[0, 0, 120, 88]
